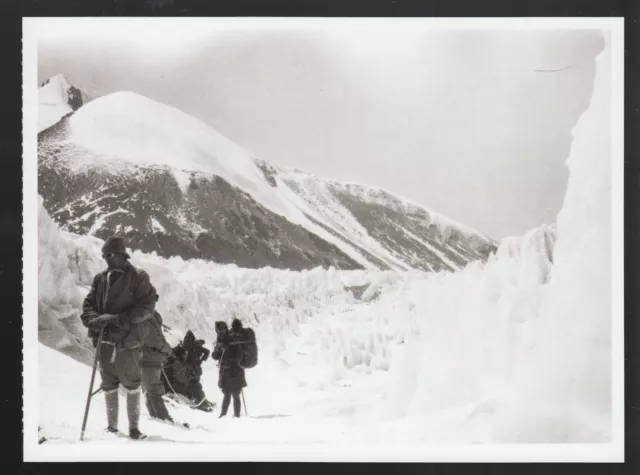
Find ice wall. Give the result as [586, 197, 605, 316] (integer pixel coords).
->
[492, 33, 612, 443]
[380, 33, 612, 443]
[38, 195, 96, 364]
[381, 224, 557, 421]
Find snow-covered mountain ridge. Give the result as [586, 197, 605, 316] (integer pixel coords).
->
[38, 79, 496, 271]
[38, 74, 91, 133]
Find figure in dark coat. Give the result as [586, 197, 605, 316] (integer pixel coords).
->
[212, 319, 247, 418]
[80, 236, 157, 439]
[162, 330, 214, 412]
[141, 308, 174, 422]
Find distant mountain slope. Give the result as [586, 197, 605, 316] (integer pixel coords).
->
[38, 79, 497, 271]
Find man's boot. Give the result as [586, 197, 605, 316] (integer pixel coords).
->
[145, 392, 158, 419]
[219, 392, 231, 418]
[126, 388, 146, 440]
[199, 399, 214, 412]
[104, 389, 119, 432]
[233, 392, 241, 418]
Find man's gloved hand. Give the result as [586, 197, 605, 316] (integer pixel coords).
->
[91, 314, 118, 326]
[160, 342, 173, 357]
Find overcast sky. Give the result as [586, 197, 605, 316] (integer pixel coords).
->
[36, 19, 604, 240]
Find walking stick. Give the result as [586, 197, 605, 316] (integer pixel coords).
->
[80, 326, 105, 441]
[241, 389, 248, 416]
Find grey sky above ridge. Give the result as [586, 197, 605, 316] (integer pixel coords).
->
[36, 21, 604, 240]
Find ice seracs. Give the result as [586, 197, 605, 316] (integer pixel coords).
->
[491, 32, 613, 443]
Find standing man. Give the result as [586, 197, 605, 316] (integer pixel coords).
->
[80, 236, 157, 440]
[212, 320, 247, 418]
[141, 308, 175, 423]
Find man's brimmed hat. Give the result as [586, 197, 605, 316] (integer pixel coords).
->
[101, 236, 131, 259]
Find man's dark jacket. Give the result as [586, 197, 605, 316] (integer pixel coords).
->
[212, 332, 247, 393]
[80, 261, 158, 348]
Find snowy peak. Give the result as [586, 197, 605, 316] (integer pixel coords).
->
[68, 90, 257, 176]
[38, 74, 91, 133]
[59, 90, 294, 220]
[40, 74, 72, 94]
[38, 88, 497, 272]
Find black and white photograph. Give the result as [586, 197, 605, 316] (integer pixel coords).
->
[23, 17, 624, 462]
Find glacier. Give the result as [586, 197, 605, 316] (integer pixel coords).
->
[32, 32, 615, 457]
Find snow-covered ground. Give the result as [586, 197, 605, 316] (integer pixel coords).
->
[29, 32, 621, 462]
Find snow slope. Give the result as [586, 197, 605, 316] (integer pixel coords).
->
[273, 167, 491, 271]
[65, 91, 301, 225]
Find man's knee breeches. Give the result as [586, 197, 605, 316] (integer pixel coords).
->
[98, 342, 142, 392]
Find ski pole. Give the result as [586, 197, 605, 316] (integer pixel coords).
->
[80, 326, 105, 441]
[241, 389, 248, 416]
